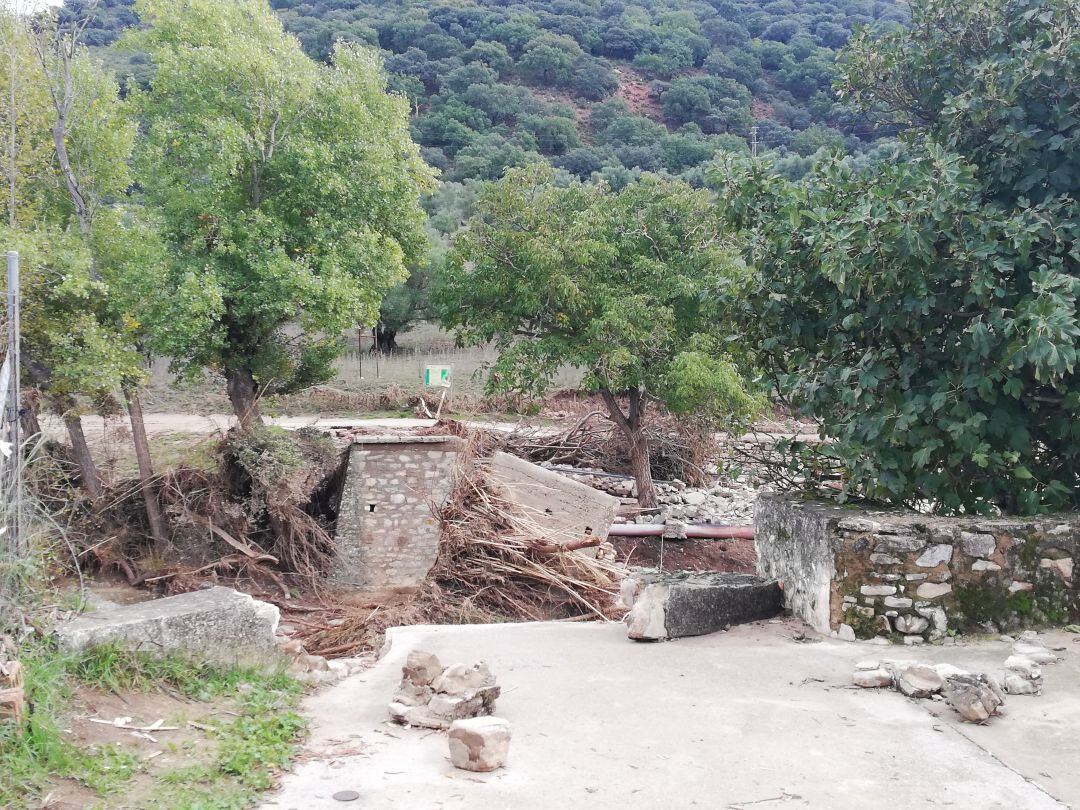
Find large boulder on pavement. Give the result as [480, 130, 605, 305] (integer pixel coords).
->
[55, 587, 280, 666]
[624, 571, 782, 641]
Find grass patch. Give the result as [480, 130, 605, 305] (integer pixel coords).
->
[0, 640, 305, 809]
[153, 685, 307, 808]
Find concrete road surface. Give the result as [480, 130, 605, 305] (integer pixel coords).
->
[262, 619, 1076, 809]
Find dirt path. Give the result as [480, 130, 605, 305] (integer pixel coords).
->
[39, 414, 530, 446]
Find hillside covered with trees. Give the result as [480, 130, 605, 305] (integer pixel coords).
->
[65, 0, 906, 191]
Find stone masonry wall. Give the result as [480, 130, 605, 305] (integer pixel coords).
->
[332, 436, 462, 590]
[755, 494, 1079, 643]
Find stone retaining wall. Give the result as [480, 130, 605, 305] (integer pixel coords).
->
[754, 495, 1079, 642]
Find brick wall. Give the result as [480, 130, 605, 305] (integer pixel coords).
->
[331, 436, 462, 589]
[755, 495, 1079, 643]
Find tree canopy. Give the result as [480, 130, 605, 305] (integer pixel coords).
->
[132, 0, 434, 425]
[716, 0, 1079, 514]
[63, 0, 905, 186]
[435, 165, 760, 505]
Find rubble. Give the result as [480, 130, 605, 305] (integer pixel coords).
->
[896, 665, 944, 698]
[388, 650, 501, 729]
[55, 586, 280, 666]
[941, 674, 1005, 723]
[622, 570, 782, 641]
[448, 716, 512, 772]
[543, 460, 759, 525]
[851, 638, 1065, 722]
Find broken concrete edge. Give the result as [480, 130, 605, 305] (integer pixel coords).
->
[624, 571, 783, 641]
[54, 586, 283, 668]
[350, 434, 460, 445]
[483, 451, 620, 547]
[379, 620, 625, 662]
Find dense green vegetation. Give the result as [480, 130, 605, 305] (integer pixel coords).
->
[64, 0, 905, 186]
[716, 0, 1079, 514]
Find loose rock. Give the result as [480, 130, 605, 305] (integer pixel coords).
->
[941, 674, 1004, 723]
[448, 716, 512, 772]
[896, 665, 944, 698]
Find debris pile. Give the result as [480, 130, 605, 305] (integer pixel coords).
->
[427, 433, 623, 622]
[0, 654, 25, 728]
[388, 650, 501, 730]
[502, 411, 716, 486]
[852, 633, 1063, 723]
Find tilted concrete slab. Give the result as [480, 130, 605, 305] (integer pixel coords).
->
[623, 570, 782, 640]
[56, 586, 280, 666]
[484, 451, 619, 547]
[262, 621, 1071, 810]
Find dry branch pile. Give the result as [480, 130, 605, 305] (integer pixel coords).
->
[32, 426, 345, 597]
[298, 431, 625, 657]
[502, 410, 717, 486]
[429, 433, 623, 622]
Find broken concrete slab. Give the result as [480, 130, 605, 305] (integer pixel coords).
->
[484, 451, 619, 550]
[55, 586, 280, 666]
[623, 571, 781, 641]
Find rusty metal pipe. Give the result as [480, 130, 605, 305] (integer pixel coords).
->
[606, 524, 754, 539]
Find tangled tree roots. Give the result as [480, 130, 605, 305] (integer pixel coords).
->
[35, 425, 346, 594]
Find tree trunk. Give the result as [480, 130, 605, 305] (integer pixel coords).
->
[625, 422, 657, 509]
[374, 326, 398, 354]
[19, 390, 41, 443]
[62, 410, 101, 498]
[123, 383, 169, 553]
[226, 367, 263, 430]
[600, 387, 657, 508]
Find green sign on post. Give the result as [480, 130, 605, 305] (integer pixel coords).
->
[423, 364, 453, 388]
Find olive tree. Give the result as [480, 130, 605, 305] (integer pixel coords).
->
[133, 0, 434, 428]
[435, 166, 759, 507]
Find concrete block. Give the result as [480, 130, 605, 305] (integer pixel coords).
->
[449, 716, 511, 772]
[625, 571, 782, 641]
[55, 587, 280, 665]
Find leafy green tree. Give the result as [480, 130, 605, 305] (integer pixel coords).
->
[518, 114, 581, 155]
[788, 123, 844, 156]
[465, 40, 513, 76]
[570, 57, 617, 101]
[714, 0, 1080, 514]
[435, 166, 758, 506]
[2, 11, 151, 507]
[516, 38, 578, 87]
[133, 0, 433, 428]
[441, 62, 497, 94]
[841, 0, 1078, 206]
